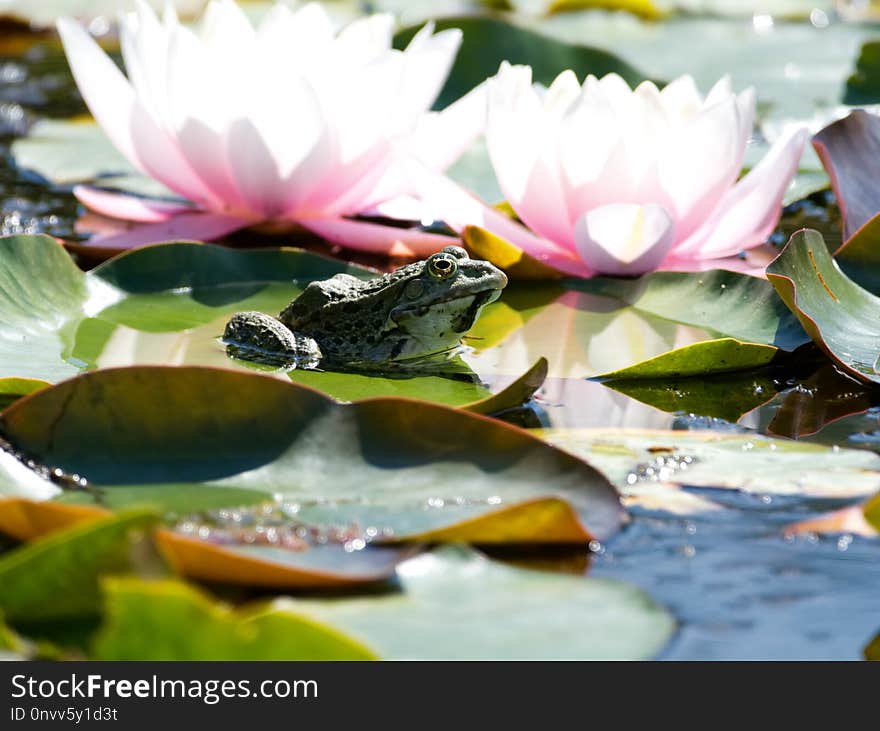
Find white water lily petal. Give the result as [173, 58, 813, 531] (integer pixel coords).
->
[56, 18, 141, 170]
[59, 1, 474, 254]
[406, 82, 488, 172]
[673, 127, 809, 259]
[658, 75, 701, 123]
[480, 65, 798, 277]
[574, 203, 676, 276]
[393, 27, 462, 136]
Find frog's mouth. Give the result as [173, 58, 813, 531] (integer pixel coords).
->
[450, 288, 501, 332]
[391, 285, 503, 332]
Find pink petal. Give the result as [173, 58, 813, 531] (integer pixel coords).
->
[73, 185, 193, 223]
[574, 203, 676, 276]
[83, 212, 252, 250]
[659, 256, 768, 278]
[672, 127, 808, 260]
[296, 218, 458, 257]
[403, 160, 589, 277]
[56, 18, 142, 171]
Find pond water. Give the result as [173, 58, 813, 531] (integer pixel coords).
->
[2, 20, 879, 660]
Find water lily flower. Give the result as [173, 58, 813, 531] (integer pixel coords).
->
[57, 0, 483, 254]
[410, 64, 808, 277]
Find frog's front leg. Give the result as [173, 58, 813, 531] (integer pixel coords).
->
[223, 311, 322, 369]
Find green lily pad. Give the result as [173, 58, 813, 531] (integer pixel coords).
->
[844, 40, 880, 107]
[540, 428, 880, 504]
[0, 235, 539, 411]
[596, 338, 781, 379]
[767, 229, 880, 385]
[280, 545, 675, 660]
[0, 509, 159, 623]
[393, 15, 649, 111]
[603, 372, 780, 424]
[581, 270, 809, 351]
[1, 366, 624, 548]
[93, 577, 377, 661]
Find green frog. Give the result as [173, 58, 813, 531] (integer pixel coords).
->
[223, 246, 508, 370]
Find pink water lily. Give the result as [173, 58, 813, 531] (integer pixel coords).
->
[58, 0, 483, 254]
[410, 63, 808, 277]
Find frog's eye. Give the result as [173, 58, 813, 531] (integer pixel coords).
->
[426, 253, 458, 280]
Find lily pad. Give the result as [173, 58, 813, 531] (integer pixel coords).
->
[812, 110, 880, 244]
[0, 366, 623, 551]
[93, 577, 377, 661]
[596, 338, 781, 379]
[766, 229, 880, 385]
[280, 545, 676, 660]
[844, 40, 880, 107]
[603, 371, 779, 424]
[582, 270, 809, 351]
[393, 15, 649, 111]
[540, 428, 880, 503]
[0, 509, 159, 623]
[0, 235, 539, 411]
[766, 364, 875, 439]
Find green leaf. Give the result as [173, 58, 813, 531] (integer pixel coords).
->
[393, 15, 649, 111]
[0, 366, 623, 585]
[767, 229, 880, 384]
[540, 428, 880, 509]
[0, 509, 159, 623]
[603, 372, 779, 424]
[844, 40, 880, 106]
[596, 338, 780, 379]
[283, 546, 675, 660]
[580, 270, 809, 351]
[93, 577, 376, 660]
[0, 235, 539, 411]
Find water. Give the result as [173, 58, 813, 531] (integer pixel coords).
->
[2, 25, 879, 661]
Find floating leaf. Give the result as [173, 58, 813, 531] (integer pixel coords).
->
[540, 428, 880, 504]
[767, 229, 880, 385]
[0, 367, 623, 586]
[393, 15, 648, 111]
[582, 270, 809, 351]
[603, 372, 779, 424]
[596, 338, 780, 379]
[0, 509, 158, 623]
[0, 235, 541, 411]
[93, 577, 376, 661]
[281, 546, 675, 660]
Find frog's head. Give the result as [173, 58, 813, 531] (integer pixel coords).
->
[281, 246, 508, 364]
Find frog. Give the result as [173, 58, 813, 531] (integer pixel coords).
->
[222, 246, 508, 371]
